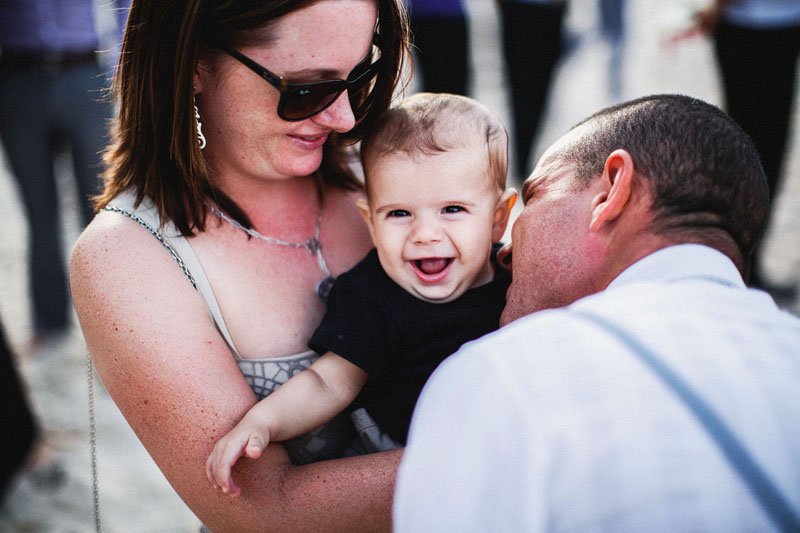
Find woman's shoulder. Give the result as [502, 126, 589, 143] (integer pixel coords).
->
[71, 189, 181, 270]
[69, 198, 197, 306]
[71, 205, 158, 270]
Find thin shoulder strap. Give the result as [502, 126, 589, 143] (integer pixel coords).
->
[573, 309, 800, 532]
[103, 192, 242, 357]
[102, 204, 198, 289]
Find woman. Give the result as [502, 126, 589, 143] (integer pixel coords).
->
[70, 0, 409, 530]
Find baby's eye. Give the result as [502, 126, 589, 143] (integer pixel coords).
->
[442, 205, 465, 214]
[387, 209, 410, 218]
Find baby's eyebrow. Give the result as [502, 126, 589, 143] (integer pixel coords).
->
[442, 199, 476, 206]
[374, 204, 404, 214]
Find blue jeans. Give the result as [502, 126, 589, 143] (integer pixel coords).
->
[0, 58, 110, 334]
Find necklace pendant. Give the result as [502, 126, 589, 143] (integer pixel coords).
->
[306, 237, 321, 255]
[316, 276, 335, 302]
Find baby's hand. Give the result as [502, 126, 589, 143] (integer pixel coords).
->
[206, 423, 270, 496]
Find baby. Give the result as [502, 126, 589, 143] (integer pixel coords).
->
[207, 93, 517, 495]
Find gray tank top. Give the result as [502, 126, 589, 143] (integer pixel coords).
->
[105, 190, 352, 464]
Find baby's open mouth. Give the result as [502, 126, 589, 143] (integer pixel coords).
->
[416, 258, 452, 275]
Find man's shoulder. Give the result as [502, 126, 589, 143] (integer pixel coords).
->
[455, 282, 800, 377]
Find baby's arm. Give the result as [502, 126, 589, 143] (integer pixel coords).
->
[205, 352, 367, 495]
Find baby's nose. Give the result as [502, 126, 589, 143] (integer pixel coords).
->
[411, 221, 443, 244]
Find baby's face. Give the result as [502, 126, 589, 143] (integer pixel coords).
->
[361, 149, 503, 303]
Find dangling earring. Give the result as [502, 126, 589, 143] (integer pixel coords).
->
[194, 91, 207, 150]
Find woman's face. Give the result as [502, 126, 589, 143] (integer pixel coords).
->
[196, 0, 378, 186]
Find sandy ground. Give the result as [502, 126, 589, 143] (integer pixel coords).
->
[1, 1, 798, 531]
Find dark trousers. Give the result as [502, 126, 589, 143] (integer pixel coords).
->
[499, 1, 567, 183]
[0, 58, 110, 333]
[714, 21, 800, 283]
[0, 318, 39, 500]
[410, 14, 471, 96]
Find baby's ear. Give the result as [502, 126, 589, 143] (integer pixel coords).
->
[492, 188, 517, 242]
[355, 197, 376, 239]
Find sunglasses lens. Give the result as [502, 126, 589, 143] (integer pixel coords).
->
[282, 82, 344, 120]
[279, 58, 380, 121]
[348, 59, 380, 116]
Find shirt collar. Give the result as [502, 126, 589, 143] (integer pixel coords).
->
[607, 244, 746, 291]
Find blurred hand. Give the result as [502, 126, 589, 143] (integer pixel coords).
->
[663, 3, 722, 45]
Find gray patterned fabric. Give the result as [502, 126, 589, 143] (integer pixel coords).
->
[237, 355, 354, 465]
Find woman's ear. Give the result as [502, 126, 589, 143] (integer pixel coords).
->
[194, 53, 212, 94]
[590, 149, 634, 233]
[491, 188, 518, 242]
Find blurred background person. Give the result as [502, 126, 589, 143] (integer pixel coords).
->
[496, 0, 569, 186]
[599, 0, 625, 100]
[406, 0, 471, 95]
[681, 0, 800, 295]
[0, 313, 38, 503]
[0, 0, 129, 346]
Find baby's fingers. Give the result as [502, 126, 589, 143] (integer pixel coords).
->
[207, 437, 247, 495]
[245, 435, 267, 459]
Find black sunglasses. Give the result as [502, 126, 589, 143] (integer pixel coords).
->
[220, 45, 382, 121]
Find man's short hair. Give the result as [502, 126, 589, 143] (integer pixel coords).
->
[360, 92, 508, 194]
[560, 94, 769, 272]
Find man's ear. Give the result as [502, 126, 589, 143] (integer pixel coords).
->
[491, 188, 518, 242]
[356, 197, 376, 241]
[590, 149, 634, 232]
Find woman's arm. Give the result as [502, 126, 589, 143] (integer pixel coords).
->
[207, 353, 368, 495]
[70, 213, 399, 532]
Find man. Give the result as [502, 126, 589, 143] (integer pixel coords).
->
[394, 95, 800, 531]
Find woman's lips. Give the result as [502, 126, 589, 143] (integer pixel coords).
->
[290, 132, 328, 150]
[410, 257, 453, 283]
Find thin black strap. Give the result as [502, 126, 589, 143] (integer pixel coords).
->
[574, 309, 800, 532]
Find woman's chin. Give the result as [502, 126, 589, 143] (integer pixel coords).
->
[282, 153, 324, 178]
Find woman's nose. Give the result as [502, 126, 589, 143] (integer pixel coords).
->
[313, 91, 356, 133]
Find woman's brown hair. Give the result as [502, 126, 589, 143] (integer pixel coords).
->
[97, 0, 410, 236]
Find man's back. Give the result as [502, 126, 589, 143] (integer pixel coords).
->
[395, 245, 800, 532]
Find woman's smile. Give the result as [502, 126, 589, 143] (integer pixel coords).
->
[289, 131, 329, 150]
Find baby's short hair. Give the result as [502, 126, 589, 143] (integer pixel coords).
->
[360, 93, 508, 195]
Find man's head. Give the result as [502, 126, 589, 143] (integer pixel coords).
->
[501, 94, 769, 325]
[357, 93, 516, 303]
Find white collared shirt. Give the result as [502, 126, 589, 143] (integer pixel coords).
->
[395, 244, 800, 532]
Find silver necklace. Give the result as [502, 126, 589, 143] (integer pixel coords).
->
[208, 204, 335, 302]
